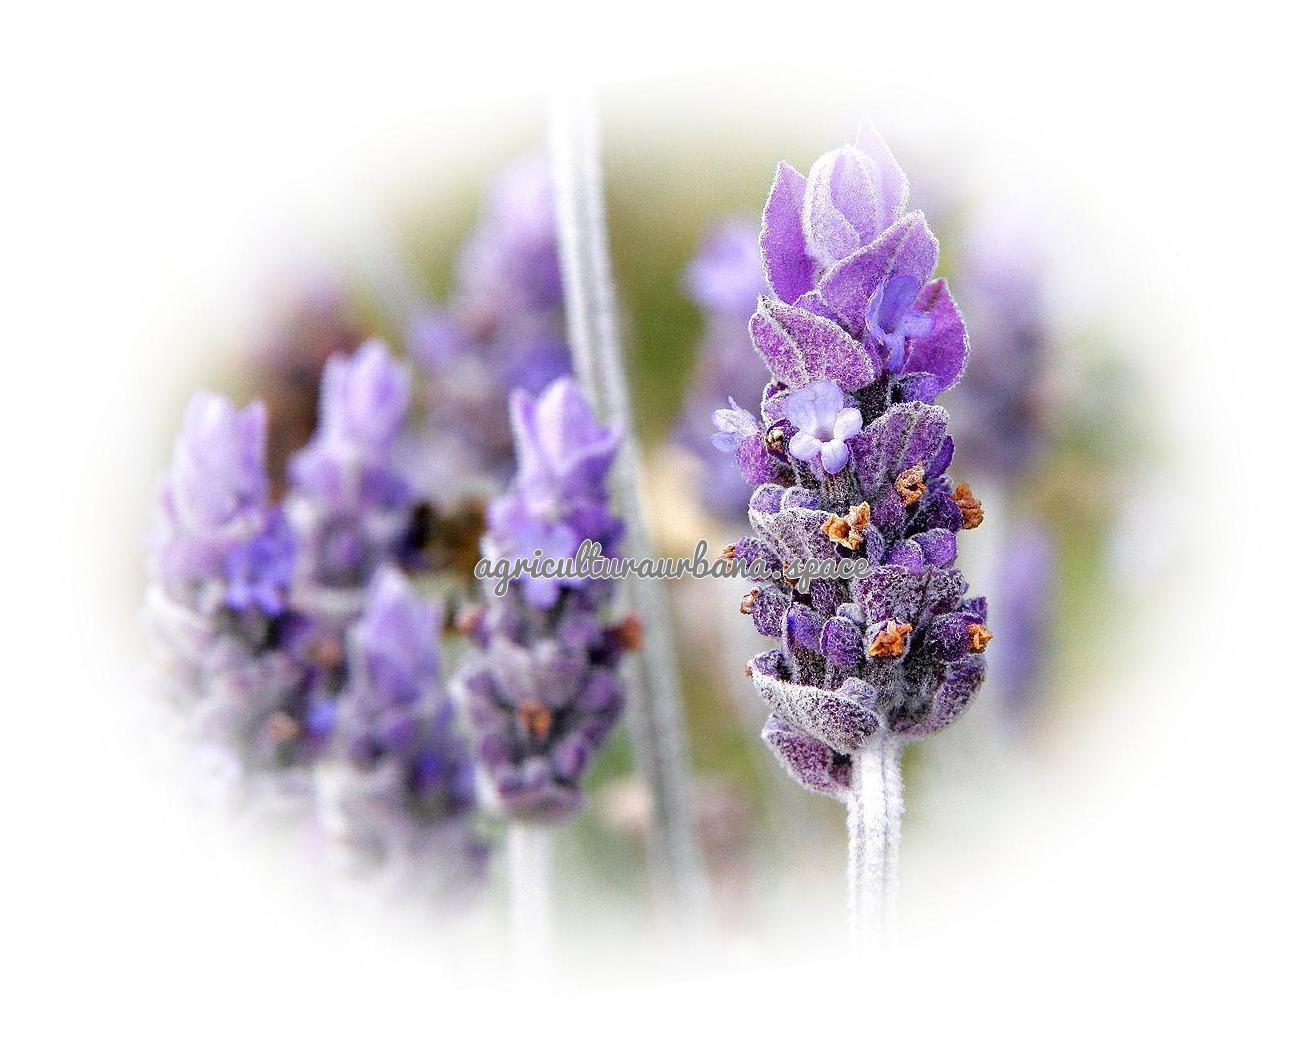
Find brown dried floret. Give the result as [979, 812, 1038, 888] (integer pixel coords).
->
[720, 543, 737, 560]
[452, 604, 484, 638]
[516, 700, 553, 741]
[765, 426, 787, 453]
[967, 623, 993, 652]
[739, 589, 761, 615]
[895, 464, 926, 506]
[268, 713, 300, 743]
[951, 481, 984, 529]
[821, 501, 872, 551]
[866, 620, 914, 658]
[610, 614, 645, 652]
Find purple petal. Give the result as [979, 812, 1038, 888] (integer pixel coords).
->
[913, 528, 957, 568]
[833, 406, 863, 441]
[735, 435, 786, 486]
[759, 162, 814, 303]
[762, 715, 851, 799]
[903, 279, 969, 395]
[820, 616, 865, 669]
[853, 120, 910, 225]
[789, 432, 822, 462]
[750, 650, 879, 753]
[749, 299, 874, 391]
[820, 438, 851, 475]
[816, 213, 939, 335]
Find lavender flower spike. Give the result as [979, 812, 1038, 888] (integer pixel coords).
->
[284, 339, 418, 621]
[728, 123, 989, 945]
[454, 375, 633, 962]
[455, 377, 629, 822]
[318, 566, 485, 899]
[146, 393, 316, 795]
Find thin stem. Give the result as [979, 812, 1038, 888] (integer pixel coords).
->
[848, 732, 905, 948]
[506, 821, 554, 974]
[547, 88, 711, 931]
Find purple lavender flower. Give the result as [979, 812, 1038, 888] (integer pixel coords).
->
[673, 220, 771, 521]
[452, 377, 632, 823]
[319, 566, 486, 891]
[146, 394, 322, 778]
[719, 124, 989, 798]
[285, 340, 418, 605]
[780, 379, 863, 475]
[947, 210, 1053, 482]
[409, 155, 571, 480]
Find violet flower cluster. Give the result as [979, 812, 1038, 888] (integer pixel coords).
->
[452, 377, 634, 823]
[948, 214, 1053, 483]
[408, 155, 571, 482]
[673, 220, 770, 522]
[714, 123, 991, 797]
[147, 340, 484, 889]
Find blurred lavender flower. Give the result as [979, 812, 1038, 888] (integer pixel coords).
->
[673, 220, 770, 521]
[948, 212, 1053, 483]
[452, 377, 633, 822]
[941, 211, 1061, 722]
[146, 394, 324, 782]
[285, 340, 420, 617]
[991, 519, 1054, 719]
[318, 567, 486, 894]
[147, 345, 486, 904]
[717, 121, 989, 797]
[409, 155, 571, 481]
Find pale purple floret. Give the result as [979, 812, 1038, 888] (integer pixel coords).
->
[864, 274, 935, 374]
[718, 124, 990, 798]
[454, 377, 633, 823]
[780, 379, 863, 474]
[711, 398, 759, 455]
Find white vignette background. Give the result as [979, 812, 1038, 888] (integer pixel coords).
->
[3, 4, 1310, 1057]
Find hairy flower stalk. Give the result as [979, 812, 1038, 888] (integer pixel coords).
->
[548, 88, 711, 928]
[452, 376, 634, 955]
[721, 123, 990, 945]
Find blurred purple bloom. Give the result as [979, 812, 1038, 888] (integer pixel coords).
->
[323, 568, 485, 891]
[285, 341, 418, 598]
[147, 394, 321, 780]
[992, 519, 1054, 721]
[410, 155, 571, 480]
[947, 210, 1053, 482]
[454, 378, 632, 822]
